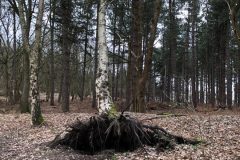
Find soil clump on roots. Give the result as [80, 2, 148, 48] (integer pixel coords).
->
[49, 114, 201, 154]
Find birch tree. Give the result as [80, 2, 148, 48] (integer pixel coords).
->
[96, 0, 116, 116]
[30, 0, 45, 125]
[8, 0, 45, 125]
[225, 0, 240, 45]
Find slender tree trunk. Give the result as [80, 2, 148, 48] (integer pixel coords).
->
[125, 0, 132, 107]
[234, 72, 238, 105]
[12, 10, 17, 104]
[191, 0, 197, 108]
[115, 61, 119, 100]
[227, 53, 232, 108]
[133, 0, 162, 112]
[126, 40, 132, 107]
[5, 56, 9, 103]
[120, 43, 124, 99]
[81, 10, 90, 101]
[115, 42, 121, 100]
[237, 48, 240, 106]
[30, 0, 44, 125]
[16, 0, 32, 113]
[30, 48, 43, 125]
[169, 0, 177, 102]
[111, 14, 117, 101]
[207, 38, 211, 104]
[20, 47, 30, 112]
[210, 57, 215, 106]
[96, 0, 115, 115]
[61, 0, 72, 112]
[50, 0, 56, 106]
[218, 21, 228, 107]
[131, 0, 143, 112]
[226, 1, 240, 45]
[196, 33, 199, 105]
[200, 68, 204, 104]
[58, 72, 63, 103]
[92, 1, 99, 108]
[184, 8, 190, 103]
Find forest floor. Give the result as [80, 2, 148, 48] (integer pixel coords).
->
[0, 97, 240, 160]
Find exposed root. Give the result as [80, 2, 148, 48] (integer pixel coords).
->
[49, 114, 201, 154]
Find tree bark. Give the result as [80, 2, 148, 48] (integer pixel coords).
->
[29, 0, 44, 125]
[191, 0, 197, 108]
[92, 2, 99, 108]
[81, 8, 90, 101]
[227, 50, 232, 107]
[96, 0, 116, 115]
[218, 21, 228, 107]
[61, 0, 72, 112]
[225, 0, 240, 45]
[133, 0, 162, 112]
[169, 0, 177, 102]
[12, 10, 17, 104]
[17, 0, 31, 113]
[49, 0, 56, 106]
[111, 13, 117, 101]
[131, 0, 143, 112]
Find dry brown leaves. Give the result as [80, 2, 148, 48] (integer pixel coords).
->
[0, 112, 240, 160]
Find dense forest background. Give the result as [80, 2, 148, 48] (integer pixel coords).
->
[0, 0, 240, 113]
[1, 1, 240, 159]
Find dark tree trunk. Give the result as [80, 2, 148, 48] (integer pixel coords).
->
[20, 49, 30, 113]
[234, 74, 238, 106]
[169, 0, 177, 102]
[61, 0, 72, 112]
[81, 12, 89, 101]
[12, 10, 17, 104]
[115, 42, 121, 100]
[120, 43, 125, 99]
[92, 1, 99, 108]
[134, 0, 162, 112]
[131, 0, 143, 112]
[126, 40, 132, 107]
[111, 13, 117, 101]
[191, 0, 197, 108]
[50, 0, 56, 106]
[200, 68, 204, 104]
[5, 55, 9, 103]
[227, 55, 232, 107]
[218, 19, 228, 108]
[184, 11, 190, 103]
[58, 72, 63, 103]
[237, 48, 240, 106]
[210, 57, 215, 107]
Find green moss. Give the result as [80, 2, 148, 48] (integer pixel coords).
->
[107, 103, 117, 118]
[111, 154, 117, 160]
[191, 137, 205, 150]
[195, 137, 205, 144]
[38, 114, 44, 124]
[32, 113, 44, 126]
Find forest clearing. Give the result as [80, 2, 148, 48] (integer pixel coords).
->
[0, 98, 240, 159]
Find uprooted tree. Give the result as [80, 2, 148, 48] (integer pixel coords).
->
[49, 0, 201, 154]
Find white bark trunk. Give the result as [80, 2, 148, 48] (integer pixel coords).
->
[96, 0, 114, 115]
[30, 0, 44, 125]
